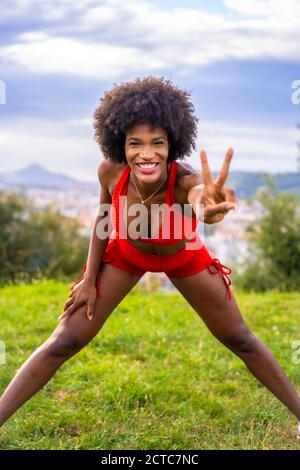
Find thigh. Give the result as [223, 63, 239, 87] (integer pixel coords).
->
[49, 263, 142, 349]
[167, 268, 249, 343]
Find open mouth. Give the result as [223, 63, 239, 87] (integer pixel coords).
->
[136, 162, 159, 169]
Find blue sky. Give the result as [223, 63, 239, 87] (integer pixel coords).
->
[0, 0, 300, 181]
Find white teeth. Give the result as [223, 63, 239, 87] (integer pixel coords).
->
[137, 163, 158, 168]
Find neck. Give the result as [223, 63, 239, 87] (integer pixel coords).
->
[131, 163, 169, 199]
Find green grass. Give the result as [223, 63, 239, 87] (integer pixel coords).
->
[0, 280, 300, 449]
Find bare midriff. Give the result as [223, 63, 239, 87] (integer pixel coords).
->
[126, 237, 187, 255]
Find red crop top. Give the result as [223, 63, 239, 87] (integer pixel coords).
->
[111, 161, 198, 245]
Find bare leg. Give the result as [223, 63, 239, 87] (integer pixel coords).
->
[0, 263, 142, 427]
[167, 269, 300, 421]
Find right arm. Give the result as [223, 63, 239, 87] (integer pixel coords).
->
[82, 159, 113, 285]
[59, 159, 114, 320]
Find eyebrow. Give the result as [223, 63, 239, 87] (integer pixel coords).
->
[128, 136, 165, 142]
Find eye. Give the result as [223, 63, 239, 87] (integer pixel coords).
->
[129, 142, 139, 146]
[154, 141, 164, 145]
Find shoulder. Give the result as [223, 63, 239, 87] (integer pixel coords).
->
[174, 161, 202, 204]
[175, 161, 198, 185]
[97, 158, 117, 185]
[98, 158, 126, 195]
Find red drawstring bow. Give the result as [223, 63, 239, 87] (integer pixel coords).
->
[207, 258, 232, 301]
[69, 262, 101, 298]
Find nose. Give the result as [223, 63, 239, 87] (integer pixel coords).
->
[139, 149, 155, 158]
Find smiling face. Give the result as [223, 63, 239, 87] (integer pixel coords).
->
[124, 123, 170, 183]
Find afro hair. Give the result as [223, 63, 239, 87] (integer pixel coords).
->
[93, 76, 199, 163]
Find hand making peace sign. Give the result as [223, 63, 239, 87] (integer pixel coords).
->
[189, 148, 238, 224]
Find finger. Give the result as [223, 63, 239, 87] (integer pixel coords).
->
[200, 150, 213, 185]
[58, 309, 70, 321]
[205, 201, 236, 218]
[205, 213, 225, 224]
[224, 187, 238, 207]
[69, 282, 81, 295]
[214, 148, 234, 188]
[192, 199, 204, 221]
[58, 311, 71, 321]
[58, 302, 78, 321]
[86, 302, 95, 321]
[63, 297, 74, 311]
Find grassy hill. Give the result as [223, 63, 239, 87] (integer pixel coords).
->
[0, 280, 299, 450]
[219, 171, 300, 197]
[1, 163, 300, 197]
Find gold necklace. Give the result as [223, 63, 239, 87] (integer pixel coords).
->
[130, 168, 168, 204]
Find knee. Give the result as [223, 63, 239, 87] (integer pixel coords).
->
[221, 328, 258, 354]
[45, 332, 83, 358]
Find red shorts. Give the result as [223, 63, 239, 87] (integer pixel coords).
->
[70, 235, 232, 301]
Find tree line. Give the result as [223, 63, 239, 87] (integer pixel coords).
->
[0, 179, 299, 291]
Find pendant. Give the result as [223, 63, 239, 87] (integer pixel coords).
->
[142, 200, 145, 204]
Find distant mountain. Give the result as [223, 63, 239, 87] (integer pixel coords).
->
[0, 163, 98, 191]
[0, 163, 299, 197]
[223, 171, 300, 197]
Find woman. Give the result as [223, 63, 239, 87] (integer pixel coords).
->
[0, 76, 299, 439]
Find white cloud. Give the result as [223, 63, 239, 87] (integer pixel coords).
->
[0, 0, 299, 78]
[0, 0, 93, 23]
[1, 36, 165, 78]
[0, 117, 298, 179]
[0, 117, 100, 181]
[192, 121, 299, 173]
[224, 0, 300, 19]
